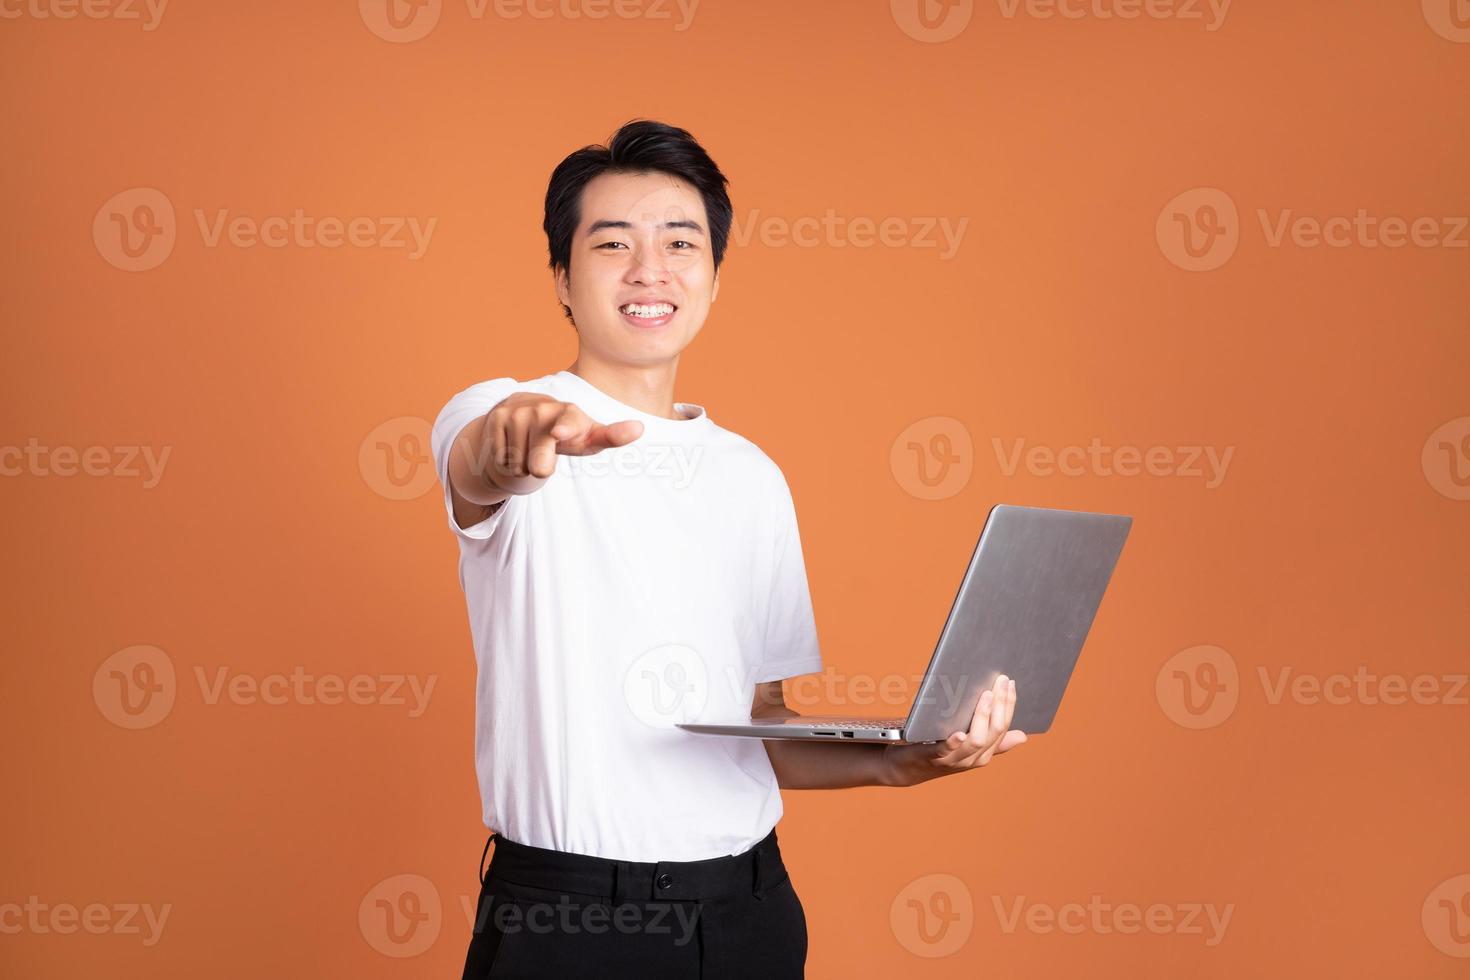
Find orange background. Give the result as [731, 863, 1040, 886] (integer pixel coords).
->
[4, 1, 1468, 977]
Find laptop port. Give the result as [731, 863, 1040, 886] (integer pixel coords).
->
[813, 731, 836, 736]
[841, 731, 855, 738]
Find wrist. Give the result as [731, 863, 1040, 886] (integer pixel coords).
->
[881, 744, 921, 787]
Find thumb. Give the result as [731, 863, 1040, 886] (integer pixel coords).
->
[996, 730, 1028, 753]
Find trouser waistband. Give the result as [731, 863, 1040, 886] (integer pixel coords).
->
[479, 829, 786, 904]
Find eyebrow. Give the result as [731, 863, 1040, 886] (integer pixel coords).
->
[585, 219, 706, 236]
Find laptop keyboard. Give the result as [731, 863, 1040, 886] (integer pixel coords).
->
[813, 719, 905, 729]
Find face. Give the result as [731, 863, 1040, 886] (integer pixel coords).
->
[555, 170, 720, 369]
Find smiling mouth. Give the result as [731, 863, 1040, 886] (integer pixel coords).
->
[618, 302, 678, 319]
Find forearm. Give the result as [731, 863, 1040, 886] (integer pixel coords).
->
[762, 736, 905, 789]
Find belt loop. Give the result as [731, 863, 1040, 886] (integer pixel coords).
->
[611, 861, 623, 904]
[479, 832, 499, 889]
[751, 844, 764, 900]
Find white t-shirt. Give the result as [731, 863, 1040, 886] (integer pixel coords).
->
[430, 369, 823, 862]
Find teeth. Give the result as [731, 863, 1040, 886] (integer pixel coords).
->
[620, 303, 674, 317]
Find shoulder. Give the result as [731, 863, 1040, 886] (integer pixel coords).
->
[705, 423, 795, 503]
[442, 372, 556, 404]
[434, 372, 557, 418]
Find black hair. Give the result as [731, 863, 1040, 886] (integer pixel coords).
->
[543, 119, 733, 324]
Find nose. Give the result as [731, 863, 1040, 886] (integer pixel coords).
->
[626, 244, 671, 286]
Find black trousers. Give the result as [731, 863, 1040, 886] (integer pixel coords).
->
[461, 827, 808, 979]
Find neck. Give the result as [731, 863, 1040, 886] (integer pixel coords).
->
[566, 352, 683, 420]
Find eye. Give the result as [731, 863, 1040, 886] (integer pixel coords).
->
[596, 241, 628, 250]
[670, 240, 696, 249]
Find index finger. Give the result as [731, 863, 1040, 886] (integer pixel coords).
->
[560, 418, 645, 456]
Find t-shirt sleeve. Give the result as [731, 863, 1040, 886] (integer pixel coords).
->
[757, 474, 823, 683]
[430, 377, 522, 542]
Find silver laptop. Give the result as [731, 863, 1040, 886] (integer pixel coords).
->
[676, 504, 1131, 744]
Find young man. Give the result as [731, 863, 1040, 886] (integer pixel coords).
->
[434, 120, 1026, 979]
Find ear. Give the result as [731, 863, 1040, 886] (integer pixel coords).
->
[554, 266, 570, 308]
[711, 269, 720, 305]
